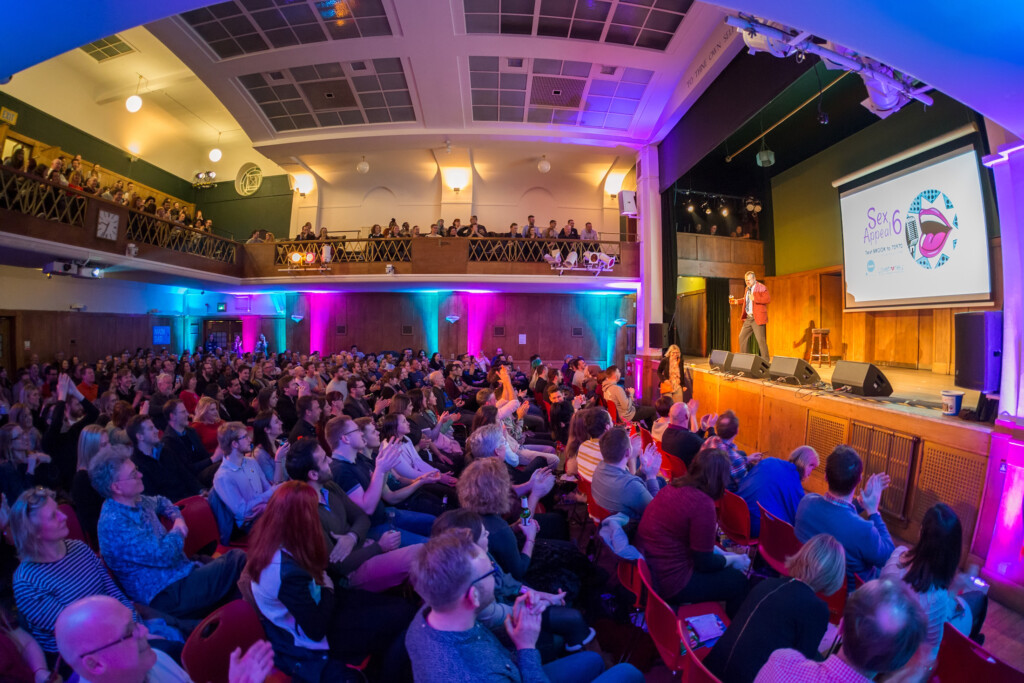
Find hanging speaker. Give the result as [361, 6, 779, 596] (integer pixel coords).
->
[831, 361, 893, 396]
[954, 311, 1002, 392]
[618, 190, 637, 216]
[648, 323, 665, 349]
[769, 356, 820, 386]
[728, 353, 770, 378]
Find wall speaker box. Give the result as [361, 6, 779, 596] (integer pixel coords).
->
[648, 323, 666, 349]
[729, 353, 770, 378]
[955, 311, 1002, 392]
[618, 190, 637, 216]
[831, 360, 893, 396]
[709, 350, 733, 371]
[769, 356, 821, 386]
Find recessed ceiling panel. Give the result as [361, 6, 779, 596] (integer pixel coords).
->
[464, 0, 690, 51]
[470, 55, 652, 130]
[180, 0, 392, 59]
[240, 58, 415, 131]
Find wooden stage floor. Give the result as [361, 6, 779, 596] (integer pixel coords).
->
[683, 355, 984, 419]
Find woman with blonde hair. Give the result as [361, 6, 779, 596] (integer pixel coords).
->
[657, 344, 688, 404]
[70, 424, 108, 541]
[0, 424, 53, 502]
[7, 404, 42, 452]
[704, 533, 845, 683]
[189, 395, 224, 454]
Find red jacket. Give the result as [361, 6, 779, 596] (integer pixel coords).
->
[742, 282, 771, 325]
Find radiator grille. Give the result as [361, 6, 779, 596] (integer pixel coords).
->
[805, 412, 848, 487]
[912, 444, 987, 558]
[850, 422, 919, 520]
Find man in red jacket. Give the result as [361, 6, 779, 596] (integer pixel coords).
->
[731, 270, 771, 359]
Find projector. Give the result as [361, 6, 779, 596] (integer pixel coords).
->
[43, 261, 79, 277]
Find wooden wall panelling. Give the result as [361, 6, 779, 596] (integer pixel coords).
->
[764, 271, 820, 362]
[677, 291, 706, 356]
[715, 379, 763, 454]
[917, 310, 934, 370]
[932, 308, 953, 375]
[731, 238, 764, 265]
[762, 395, 809, 461]
[819, 273, 844, 360]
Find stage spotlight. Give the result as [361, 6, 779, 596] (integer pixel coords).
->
[290, 252, 303, 264]
[304, 252, 316, 264]
[702, 201, 711, 215]
[745, 197, 755, 212]
[720, 201, 729, 217]
[754, 200, 763, 213]
[686, 200, 695, 212]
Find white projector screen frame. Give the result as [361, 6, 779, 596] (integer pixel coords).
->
[838, 143, 992, 311]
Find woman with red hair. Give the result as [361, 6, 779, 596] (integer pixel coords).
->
[246, 481, 416, 682]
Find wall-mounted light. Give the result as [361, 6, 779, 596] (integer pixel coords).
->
[537, 155, 551, 174]
[613, 318, 628, 327]
[290, 314, 304, 323]
[445, 315, 461, 324]
[292, 173, 315, 197]
[604, 173, 624, 198]
[443, 167, 470, 195]
[356, 156, 370, 174]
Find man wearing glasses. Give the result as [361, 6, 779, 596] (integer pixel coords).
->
[56, 595, 274, 683]
[406, 531, 644, 683]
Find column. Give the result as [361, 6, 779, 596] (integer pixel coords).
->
[635, 144, 664, 401]
[983, 141, 1024, 417]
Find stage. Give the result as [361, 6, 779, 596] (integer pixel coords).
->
[683, 355, 985, 418]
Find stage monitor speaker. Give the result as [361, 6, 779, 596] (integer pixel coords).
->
[769, 356, 821, 386]
[617, 190, 637, 216]
[729, 353, 770, 379]
[955, 311, 1002, 392]
[831, 360, 893, 397]
[709, 349, 733, 371]
[648, 323, 666, 349]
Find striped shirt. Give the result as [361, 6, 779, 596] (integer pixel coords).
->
[13, 539, 136, 652]
[576, 438, 602, 482]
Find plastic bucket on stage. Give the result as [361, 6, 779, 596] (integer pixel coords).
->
[941, 390, 964, 416]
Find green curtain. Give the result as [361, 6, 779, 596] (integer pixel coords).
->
[706, 277, 732, 354]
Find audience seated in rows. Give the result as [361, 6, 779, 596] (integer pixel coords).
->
[0, 341, 998, 682]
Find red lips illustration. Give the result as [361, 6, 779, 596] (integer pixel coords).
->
[917, 206, 952, 259]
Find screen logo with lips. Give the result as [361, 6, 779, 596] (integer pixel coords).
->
[905, 190, 958, 269]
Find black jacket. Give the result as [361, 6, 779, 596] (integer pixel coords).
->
[132, 446, 203, 502]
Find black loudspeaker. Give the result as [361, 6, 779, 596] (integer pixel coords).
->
[728, 353, 770, 378]
[769, 356, 821, 386]
[831, 360, 893, 396]
[709, 350, 733, 371]
[955, 311, 1002, 392]
[648, 323, 666, 349]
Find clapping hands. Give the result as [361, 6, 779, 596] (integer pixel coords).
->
[857, 472, 891, 515]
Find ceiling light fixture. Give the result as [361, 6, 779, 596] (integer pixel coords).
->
[125, 74, 143, 113]
[537, 155, 551, 174]
[756, 137, 775, 168]
[356, 156, 370, 174]
[209, 132, 222, 162]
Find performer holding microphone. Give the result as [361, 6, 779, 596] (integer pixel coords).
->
[729, 270, 770, 359]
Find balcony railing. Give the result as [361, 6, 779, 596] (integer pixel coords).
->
[126, 212, 237, 264]
[0, 165, 88, 226]
[273, 236, 623, 270]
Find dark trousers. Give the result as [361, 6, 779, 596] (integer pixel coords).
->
[329, 589, 415, 682]
[961, 590, 989, 642]
[738, 317, 769, 360]
[149, 549, 246, 620]
[668, 566, 749, 619]
[629, 405, 658, 430]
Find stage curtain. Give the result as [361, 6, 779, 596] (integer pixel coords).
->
[661, 189, 680, 349]
[706, 277, 731, 352]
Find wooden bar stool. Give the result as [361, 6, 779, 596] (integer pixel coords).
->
[810, 328, 832, 367]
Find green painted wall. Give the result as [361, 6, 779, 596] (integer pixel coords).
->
[195, 174, 293, 241]
[0, 91, 193, 200]
[771, 93, 988, 275]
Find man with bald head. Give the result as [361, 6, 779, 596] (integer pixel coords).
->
[56, 595, 186, 683]
[659, 401, 704, 469]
